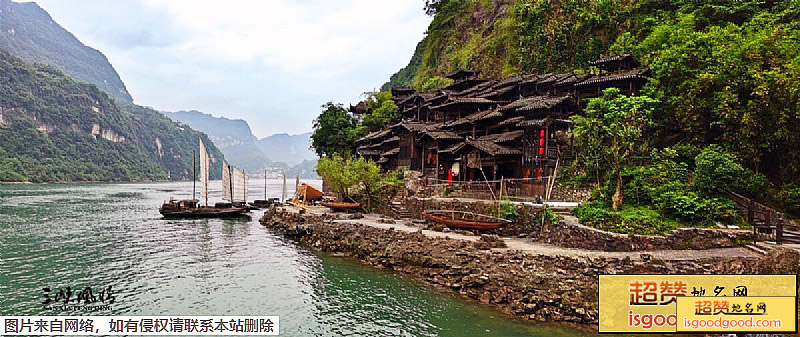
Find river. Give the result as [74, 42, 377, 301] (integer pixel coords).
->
[0, 181, 597, 336]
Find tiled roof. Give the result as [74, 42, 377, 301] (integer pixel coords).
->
[478, 130, 525, 143]
[430, 97, 503, 110]
[357, 128, 392, 142]
[497, 116, 525, 126]
[445, 109, 503, 127]
[575, 68, 650, 87]
[516, 118, 572, 127]
[465, 139, 521, 156]
[381, 148, 400, 156]
[422, 130, 462, 140]
[381, 136, 400, 144]
[358, 149, 382, 156]
[499, 95, 571, 112]
[589, 53, 634, 66]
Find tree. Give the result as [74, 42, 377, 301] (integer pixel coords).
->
[361, 91, 400, 132]
[417, 76, 453, 92]
[350, 157, 383, 208]
[311, 102, 365, 158]
[316, 155, 357, 201]
[315, 155, 382, 206]
[572, 88, 657, 210]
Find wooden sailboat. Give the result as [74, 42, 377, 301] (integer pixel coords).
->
[222, 161, 258, 211]
[159, 140, 249, 218]
[422, 210, 511, 231]
[249, 169, 277, 208]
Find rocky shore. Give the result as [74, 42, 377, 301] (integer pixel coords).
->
[259, 206, 800, 325]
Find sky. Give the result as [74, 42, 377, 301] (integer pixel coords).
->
[31, 0, 432, 138]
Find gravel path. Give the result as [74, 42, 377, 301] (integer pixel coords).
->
[286, 206, 761, 262]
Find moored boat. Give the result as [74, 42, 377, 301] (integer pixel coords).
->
[159, 199, 249, 218]
[321, 201, 364, 212]
[249, 198, 278, 208]
[422, 210, 511, 231]
[159, 139, 250, 219]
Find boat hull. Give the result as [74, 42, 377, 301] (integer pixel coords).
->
[159, 207, 250, 219]
[422, 211, 509, 231]
[321, 202, 363, 212]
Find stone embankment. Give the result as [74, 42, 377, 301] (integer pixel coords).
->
[260, 206, 799, 324]
[403, 197, 753, 251]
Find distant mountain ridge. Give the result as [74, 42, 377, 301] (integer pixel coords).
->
[163, 110, 318, 177]
[256, 133, 317, 166]
[0, 50, 224, 182]
[163, 110, 272, 173]
[0, 0, 132, 102]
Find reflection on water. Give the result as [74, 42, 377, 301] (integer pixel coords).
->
[0, 182, 597, 337]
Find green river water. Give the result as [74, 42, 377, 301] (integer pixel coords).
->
[0, 182, 599, 336]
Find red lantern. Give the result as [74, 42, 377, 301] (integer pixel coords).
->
[538, 129, 546, 156]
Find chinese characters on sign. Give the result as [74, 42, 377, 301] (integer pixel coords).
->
[1, 316, 279, 335]
[42, 286, 115, 312]
[599, 275, 797, 333]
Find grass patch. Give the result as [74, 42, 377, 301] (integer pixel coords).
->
[573, 201, 713, 235]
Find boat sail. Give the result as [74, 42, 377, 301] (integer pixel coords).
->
[158, 139, 249, 218]
[199, 139, 210, 207]
[222, 161, 233, 202]
[221, 162, 248, 203]
[233, 167, 247, 202]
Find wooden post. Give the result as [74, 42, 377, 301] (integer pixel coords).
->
[765, 209, 772, 240]
[777, 215, 784, 245]
[750, 199, 756, 245]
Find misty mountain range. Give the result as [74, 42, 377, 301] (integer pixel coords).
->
[0, 0, 318, 180]
[164, 110, 318, 176]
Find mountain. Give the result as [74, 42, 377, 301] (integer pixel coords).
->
[0, 50, 223, 182]
[163, 110, 318, 174]
[256, 133, 317, 167]
[382, 0, 800, 183]
[0, 0, 132, 102]
[163, 110, 271, 173]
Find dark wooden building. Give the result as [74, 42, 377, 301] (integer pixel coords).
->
[355, 54, 650, 198]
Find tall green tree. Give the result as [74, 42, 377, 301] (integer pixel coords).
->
[311, 102, 365, 158]
[361, 91, 400, 132]
[572, 88, 657, 210]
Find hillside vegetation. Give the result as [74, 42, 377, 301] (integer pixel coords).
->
[384, 0, 800, 186]
[0, 0, 132, 102]
[0, 51, 223, 182]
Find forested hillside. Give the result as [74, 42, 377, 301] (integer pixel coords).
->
[384, 0, 800, 185]
[0, 0, 132, 102]
[0, 51, 223, 182]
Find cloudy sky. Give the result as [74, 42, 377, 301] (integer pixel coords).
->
[32, 0, 431, 138]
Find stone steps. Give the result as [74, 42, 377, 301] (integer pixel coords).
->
[744, 244, 767, 255]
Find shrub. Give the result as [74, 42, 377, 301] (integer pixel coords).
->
[653, 190, 736, 225]
[694, 145, 744, 193]
[739, 173, 773, 200]
[573, 201, 682, 235]
[779, 184, 800, 215]
[498, 200, 518, 220]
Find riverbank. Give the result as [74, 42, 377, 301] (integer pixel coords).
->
[259, 202, 800, 325]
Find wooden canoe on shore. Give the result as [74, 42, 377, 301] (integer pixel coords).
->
[321, 201, 364, 211]
[422, 210, 511, 231]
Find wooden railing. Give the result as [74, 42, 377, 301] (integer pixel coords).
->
[718, 189, 797, 245]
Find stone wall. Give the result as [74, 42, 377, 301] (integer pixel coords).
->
[259, 207, 799, 325]
[401, 197, 752, 251]
[402, 197, 544, 237]
[548, 185, 592, 202]
[539, 216, 754, 252]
